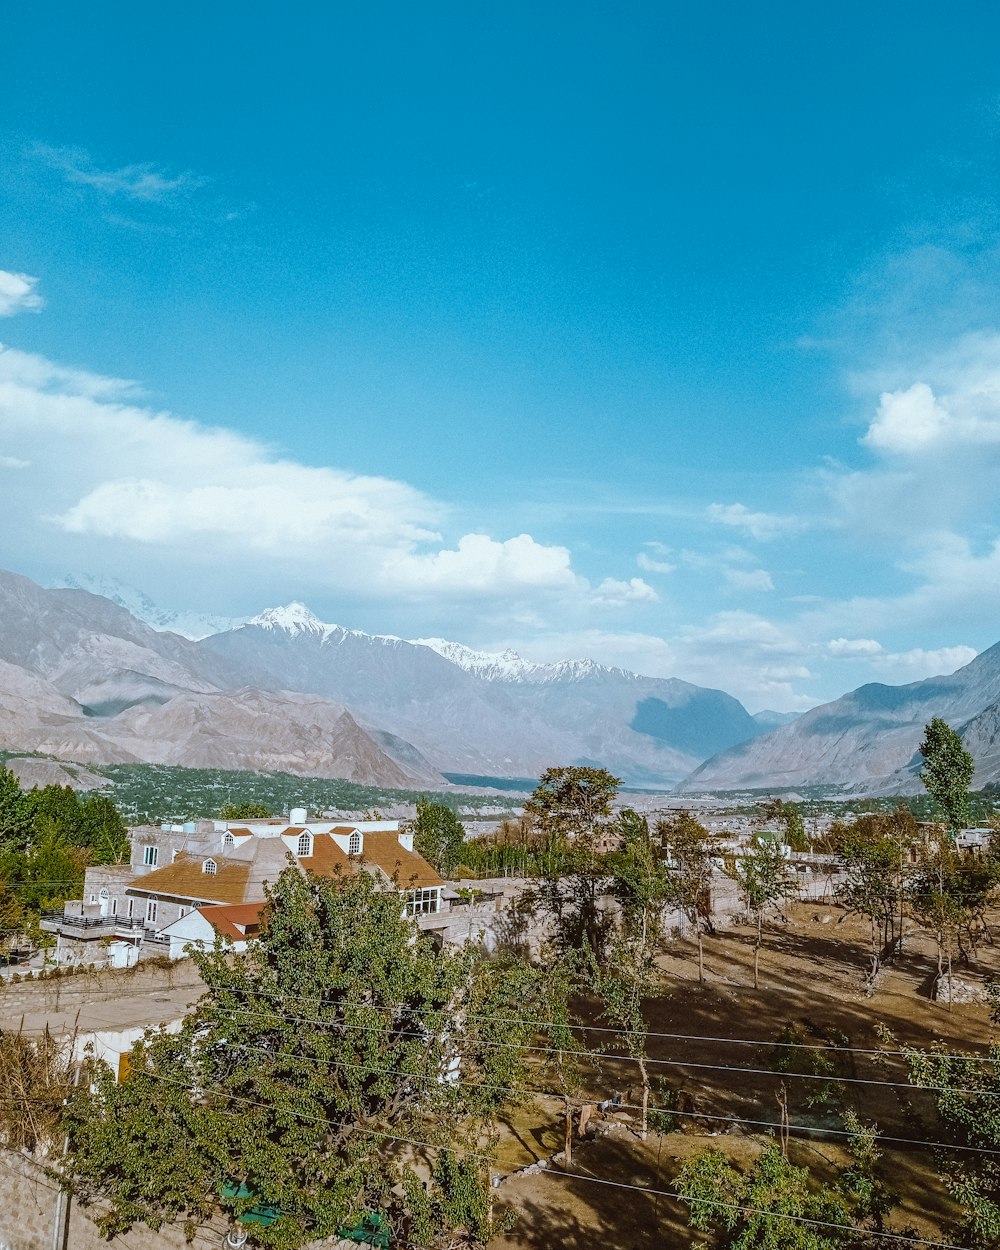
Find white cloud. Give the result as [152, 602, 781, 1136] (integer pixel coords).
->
[34, 144, 204, 202]
[706, 502, 801, 541]
[591, 577, 658, 606]
[723, 567, 774, 592]
[637, 541, 676, 574]
[862, 383, 955, 453]
[871, 645, 977, 679]
[0, 271, 43, 317]
[0, 454, 29, 468]
[826, 637, 884, 657]
[0, 342, 649, 613]
[384, 533, 581, 596]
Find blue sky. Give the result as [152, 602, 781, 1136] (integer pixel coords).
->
[3, 2, 1000, 709]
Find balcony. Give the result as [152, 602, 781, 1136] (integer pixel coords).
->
[40, 910, 146, 939]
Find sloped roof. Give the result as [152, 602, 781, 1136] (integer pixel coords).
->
[360, 831, 443, 889]
[197, 901, 267, 941]
[128, 853, 251, 905]
[129, 831, 441, 905]
[298, 832, 353, 877]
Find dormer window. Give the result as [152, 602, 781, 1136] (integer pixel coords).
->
[296, 831, 312, 857]
[223, 832, 234, 848]
[348, 831, 361, 856]
[203, 859, 217, 875]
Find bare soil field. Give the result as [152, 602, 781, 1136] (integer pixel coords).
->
[492, 900, 999, 1249]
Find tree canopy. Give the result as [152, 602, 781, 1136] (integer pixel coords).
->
[919, 717, 975, 836]
[219, 800, 273, 819]
[66, 864, 559, 1248]
[411, 799, 466, 877]
[523, 765, 619, 845]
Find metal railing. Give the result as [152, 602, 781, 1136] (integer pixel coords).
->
[40, 911, 145, 933]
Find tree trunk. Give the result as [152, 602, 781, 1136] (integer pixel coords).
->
[564, 1099, 573, 1166]
[697, 928, 705, 986]
[947, 938, 954, 1013]
[754, 914, 762, 989]
[638, 1054, 650, 1141]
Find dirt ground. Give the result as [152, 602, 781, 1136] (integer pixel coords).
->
[491, 900, 999, 1249]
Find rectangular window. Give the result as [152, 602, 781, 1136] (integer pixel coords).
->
[179, 906, 188, 919]
[111, 899, 118, 916]
[406, 888, 440, 917]
[126, 897, 134, 919]
[88, 894, 96, 904]
[143, 846, 158, 867]
[145, 899, 157, 925]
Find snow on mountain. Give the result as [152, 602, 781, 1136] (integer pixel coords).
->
[249, 602, 411, 650]
[52, 574, 244, 640]
[248, 602, 333, 638]
[411, 638, 630, 684]
[411, 638, 543, 681]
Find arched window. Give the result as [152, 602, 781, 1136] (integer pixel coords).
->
[348, 831, 361, 856]
[203, 859, 217, 875]
[296, 831, 312, 857]
[223, 832, 234, 848]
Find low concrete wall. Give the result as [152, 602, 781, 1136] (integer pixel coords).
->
[0, 1149, 229, 1250]
[0, 1150, 351, 1250]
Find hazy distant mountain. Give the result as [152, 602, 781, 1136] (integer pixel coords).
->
[752, 709, 801, 729]
[0, 571, 437, 787]
[50, 573, 245, 640]
[199, 603, 765, 785]
[680, 642, 1000, 794]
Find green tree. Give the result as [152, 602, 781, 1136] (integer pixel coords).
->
[523, 765, 619, 846]
[908, 844, 1000, 999]
[726, 839, 792, 990]
[600, 810, 673, 1137]
[657, 811, 717, 985]
[77, 792, 130, 862]
[219, 801, 272, 819]
[834, 811, 915, 983]
[66, 865, 551, 1248]
[904, 1040, 1000, 1248]
[0, 767, 33, 851]
[676, 1118, 893, 1250]
[919, 717, 976, 838]
[411, 799, 466, 877]
[762, 798, 809, 853]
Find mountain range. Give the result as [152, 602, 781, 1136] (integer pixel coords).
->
[8, 566, 999, 796]
[0, 570, 768, 790]
[681, 641, 1000, 794]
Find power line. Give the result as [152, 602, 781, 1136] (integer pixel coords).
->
[198, 998, 1000, 1098]
[548, 1169, 968, 1250]
[211, 981, 999, 1065]
[219, 1038, 1000, 1162]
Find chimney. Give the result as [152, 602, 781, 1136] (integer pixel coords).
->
[290, 806, 307, 824]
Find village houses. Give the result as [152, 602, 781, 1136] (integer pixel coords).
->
[43, 808, 445, 964]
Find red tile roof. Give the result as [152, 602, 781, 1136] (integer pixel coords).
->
[197, 901, 267, 942]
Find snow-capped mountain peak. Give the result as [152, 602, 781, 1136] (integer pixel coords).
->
[248, 602, 331, 637]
